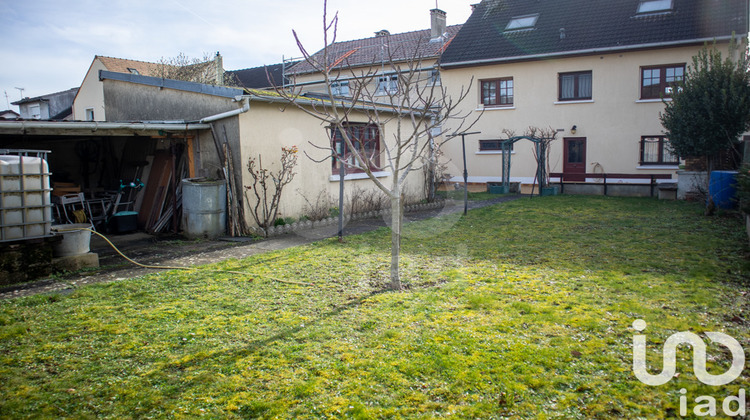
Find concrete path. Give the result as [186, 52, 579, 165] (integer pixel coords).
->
[0, 195, 523, 300]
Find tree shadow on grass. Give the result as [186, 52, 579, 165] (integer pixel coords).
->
[147, 287, 393, 377]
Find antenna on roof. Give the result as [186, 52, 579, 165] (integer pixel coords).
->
[14, 87, 24, 99]
[4, 90, 9, 109]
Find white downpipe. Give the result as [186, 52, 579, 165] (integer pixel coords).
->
[199, 97, 250, 123]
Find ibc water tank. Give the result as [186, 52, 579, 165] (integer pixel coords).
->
[0, 154, 53, 242]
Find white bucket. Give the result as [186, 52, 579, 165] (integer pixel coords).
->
[51, 224, 92, 257]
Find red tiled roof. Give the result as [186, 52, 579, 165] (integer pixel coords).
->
[96, 56, 163, 76]
[288, 25, 462, 74]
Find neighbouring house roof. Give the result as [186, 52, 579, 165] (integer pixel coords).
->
[11, 87, 79, 106]
[49, 106, 73, 120]
[227, 63, 293, 89]
[11, 88, 79, 120]
[96, 55, 163, 76]
[287, 25, 462, 75]
[0, 110, 20, 120]
[441, 0, 749, 67]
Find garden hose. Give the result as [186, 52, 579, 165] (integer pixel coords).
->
[52, 227, 313, 286]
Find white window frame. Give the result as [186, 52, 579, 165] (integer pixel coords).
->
[637, 0, 673, 14]
[429, 69, 441, 86]
[376, 75, 398, 95]
[331, 80, 350, 96]
[29, 104, 41, 119]
[85, 108, 95, 121]
[505, 14, 539, 32]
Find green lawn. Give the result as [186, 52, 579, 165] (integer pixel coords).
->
[1, 196, 748, 419]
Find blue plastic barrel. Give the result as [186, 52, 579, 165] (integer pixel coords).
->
[709, 170, 738, 209]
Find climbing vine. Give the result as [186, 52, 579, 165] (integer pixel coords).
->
[245, 146, 298, 236]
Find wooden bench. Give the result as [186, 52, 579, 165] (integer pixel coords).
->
[549, 173, 673, 197]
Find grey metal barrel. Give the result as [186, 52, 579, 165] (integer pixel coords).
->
[181, 178, 226, 239]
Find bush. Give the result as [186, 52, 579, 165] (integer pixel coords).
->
[273, 217, 295, 226]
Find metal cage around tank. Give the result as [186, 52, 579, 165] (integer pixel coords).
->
[0, 149, 54, 242]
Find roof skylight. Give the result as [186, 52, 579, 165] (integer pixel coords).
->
[505, 14, 539, 31]
[637, 0, 673, 14]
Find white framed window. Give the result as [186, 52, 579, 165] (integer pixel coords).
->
[331, 80, 350, 96]
[29, 104, 41, 119]
[505, 14, 539, 32]
[85, 108, 95, 121]
[376, 75, 398, 95]
[637, 0, 673, 14]
[429, 69, 441, 86]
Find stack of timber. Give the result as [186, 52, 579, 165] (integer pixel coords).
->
[138, 146, 189, 234]
[223, 143, 250, 236]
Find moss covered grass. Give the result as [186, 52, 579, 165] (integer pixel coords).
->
[1, 196, 748, 418]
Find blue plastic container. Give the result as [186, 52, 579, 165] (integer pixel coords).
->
[709, 170, 738, 209]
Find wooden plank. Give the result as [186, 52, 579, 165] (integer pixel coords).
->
[137, 151, 170, 227]
[186, 136, 196, 178]
[146, 187, 165, 231]
[146, 155, 174, 231]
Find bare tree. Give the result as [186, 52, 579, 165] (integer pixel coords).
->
[155, 52, 230, 86]
[276, 2, 478, 289]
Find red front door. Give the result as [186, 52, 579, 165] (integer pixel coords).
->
[563, 137, 586, 182]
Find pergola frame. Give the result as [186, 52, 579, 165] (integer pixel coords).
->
[501, 135, 551, 196]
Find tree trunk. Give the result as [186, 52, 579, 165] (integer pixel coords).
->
[389, 194, 402, 290]
[705, 156, 716, 215]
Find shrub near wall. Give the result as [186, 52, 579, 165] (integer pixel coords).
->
[736, 165, 750, 241]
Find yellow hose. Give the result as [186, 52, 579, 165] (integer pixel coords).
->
[52, 227, 313, 286]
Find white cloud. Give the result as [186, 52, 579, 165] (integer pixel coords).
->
[0, 0, 473, 107]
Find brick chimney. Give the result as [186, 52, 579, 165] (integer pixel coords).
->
[430, 8, 447, 40]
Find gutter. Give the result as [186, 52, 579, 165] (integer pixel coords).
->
[287, 66, 438, 88]
[241, 92, 437, 118]
[198, 96, 250, 123]
[0, 120, 211, 133]
[440, 35, 742, 68]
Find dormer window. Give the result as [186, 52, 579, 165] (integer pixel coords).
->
[127, 68, 140, 75]
[637, 0, 673, 14]
[505, 14, 539, 32]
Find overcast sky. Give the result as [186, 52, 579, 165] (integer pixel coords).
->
[0, 0, 474, 110]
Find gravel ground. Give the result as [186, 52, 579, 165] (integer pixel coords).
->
[0, 195, 523, 300]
